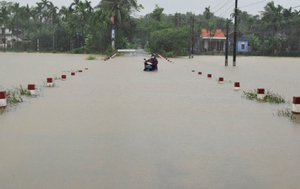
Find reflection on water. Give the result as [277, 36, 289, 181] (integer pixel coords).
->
[0, 53, 300, 189]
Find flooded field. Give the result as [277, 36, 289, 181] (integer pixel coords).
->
[0, 52, 300, 189]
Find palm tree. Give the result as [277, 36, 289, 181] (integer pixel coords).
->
[292, 10, 300, 56]
[261, 1, 283, 32]
[203, 6, 213, 20]
[59, 5, 75, 51]
[0, 6, 10, 26]
[8, 3, 22, 49]
[59, 6, 69, 21]
[69, 0, 80, 11]
[0, 6, 10, 50]
[261, 1, 284, 55]
[33, 3, 43, 34]
[49, 2, 58, 51]
[97, 0, 142, 49]
[21, 4, 33, 36]
[150, 4, 164, 22]
[68, 0, 94, 48]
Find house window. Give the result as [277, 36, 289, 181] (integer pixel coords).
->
[241, 42, 246, 50]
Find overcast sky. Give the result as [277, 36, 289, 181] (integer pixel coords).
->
[18, 0, 300, 18]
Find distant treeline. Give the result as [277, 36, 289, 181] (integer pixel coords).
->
[0, 0, 299, 57]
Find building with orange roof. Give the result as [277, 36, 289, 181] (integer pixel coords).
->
[200, 29, 227, 53]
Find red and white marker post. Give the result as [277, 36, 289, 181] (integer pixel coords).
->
[28, 84, 36, 95]
[47, 78, 54, 87]
[0, 91, 7, 110]
[104, 53, 116, 61]
[61, 75, 67, 81]
[292, 96, 300, 114]
[158, 54, 173, 63]
[218, 77, 224, 84]
[257, 88, 265, 100]
[234, 82, 240, 91]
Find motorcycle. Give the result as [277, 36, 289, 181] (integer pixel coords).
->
[143, 58, 157, 71]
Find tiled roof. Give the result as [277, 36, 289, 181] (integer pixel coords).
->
[201, 29, 225, 38]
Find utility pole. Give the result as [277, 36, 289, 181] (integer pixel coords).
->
[111, 26, 115, 50]
[111, 16, 115, 50]
[1, 25, 6, 52]
[233, 0, 238, 66]
[190, 16, 195, 58]
[225, 20, 229, 66]
[37, 39, 39, 52]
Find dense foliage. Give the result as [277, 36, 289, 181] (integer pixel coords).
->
[0, 0, 300, 57]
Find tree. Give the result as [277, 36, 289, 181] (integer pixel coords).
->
[0, 6, 10, 26]
[146, 27, 189, 56]
[248, 33, 260, 52]
[150, 4, 164, 22]
[97, 0, 143, 49]
[8, 3, 22, 49]
[59, 6, 69, 21]
[49, 2, 58, 51]
[207, 22, 216, 51]
[21, 4, 32, 35]
[97, 0, 142, 26]
[261, 1, 284, 55]
[261, 1, 283, 32]
[203, 6, 213, 20]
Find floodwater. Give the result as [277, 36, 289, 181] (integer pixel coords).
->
[0, 52, 300, 189]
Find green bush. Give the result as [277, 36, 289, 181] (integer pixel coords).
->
[13, 41, 31, 51]
[147, 27, 189, 56]
[162, 51, 174, 57]
[105, 48, 116, 56]
[277, 108, 297, 122]
[72, 47, 86, 54]
[242, 89, 286, 104]
[86, 55, 97, 60]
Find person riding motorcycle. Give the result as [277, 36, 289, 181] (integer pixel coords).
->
[144, 54, 158, 71]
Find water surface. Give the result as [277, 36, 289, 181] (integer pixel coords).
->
[0, 53, 300, 189]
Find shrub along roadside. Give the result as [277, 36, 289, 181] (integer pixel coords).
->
[242, 89, 286, 104]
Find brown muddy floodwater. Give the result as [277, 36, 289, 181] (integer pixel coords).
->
[0, 52, 300, 189]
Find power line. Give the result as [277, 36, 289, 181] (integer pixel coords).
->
[211, 0, 227, 11]
[214, 0, 233, 14]
[238, 0, 267, 9]
[239, 27, 300, 35]
[240, 17, 300, 29]
[218, 2, 235, 18]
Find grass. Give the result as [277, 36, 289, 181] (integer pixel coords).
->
[242, 90, 257, 100]
[276, 108, 297, 122]
[6, 90, 23, 104]
[242, 89, 286, 103]
[18, 85, 31, 96]
[44, 81, 55, 87]
[5, 86, 25, 104]
[0, 85, 42, 114]
[86, 55, 97, 60]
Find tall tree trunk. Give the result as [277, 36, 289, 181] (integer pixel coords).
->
[298, 33, 300, 57]
[52, 20, 55, 51]
[53, 35, 55, 51]
[16, 27, 18, 50]
[263, 32, 265, 56]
